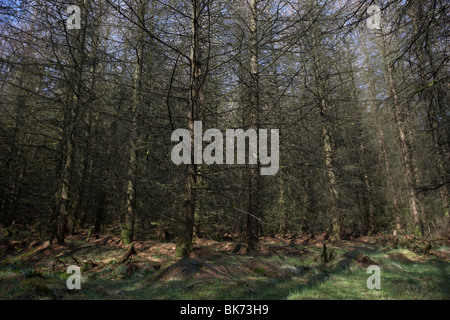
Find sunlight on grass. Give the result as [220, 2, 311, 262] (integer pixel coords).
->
[1, 237, 448, 300]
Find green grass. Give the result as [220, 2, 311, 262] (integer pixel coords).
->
[0, 238, 448, 300]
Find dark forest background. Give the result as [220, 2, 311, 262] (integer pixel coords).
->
[0, 0, 448, 257]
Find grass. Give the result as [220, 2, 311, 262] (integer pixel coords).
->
[0, 234, 448, 300]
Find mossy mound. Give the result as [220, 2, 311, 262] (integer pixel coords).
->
[155, 257, 231, 281]
[388, 249, 423, 263]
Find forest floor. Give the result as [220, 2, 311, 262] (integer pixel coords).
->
[0, 230, 449, 300]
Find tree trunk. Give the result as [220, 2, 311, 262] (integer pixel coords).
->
[358, 133, 375, 235]
[411, 2, 449, 217]
[361, 31, 402, 234]
[321, 118, 340, 240]
[121, 1, 146, 245]
[387, 63, 424, 236]
[54, 13, 87, 244]
[176, 0, 203, 257]
[376, 114, 402, 232]
[246, 0, 260, 254]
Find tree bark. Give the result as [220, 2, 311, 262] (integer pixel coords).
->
[387, 63, 424, 236]
[54, 5, 89, 244]
[121, 1, 146, 245]
[376, 114, 402, 232]
[246, 0, 260, 254]
[176, 0, 204, 257]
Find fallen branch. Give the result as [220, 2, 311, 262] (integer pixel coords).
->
[197, 260, 232, 279]
[232, 244, 242, 254]
[118, 244, 137, 264]
[98, 236, 113, 246]
[356, 253, 378, 267]
[269, 247, 286, 260]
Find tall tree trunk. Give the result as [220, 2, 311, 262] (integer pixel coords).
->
[321, 116, 340, 240]
[358, 131, 375, 235]
[93, 191, 106, 234]
[55, 107, 75, 245]
[54, 4, 88, 244]
[411, 2, 449, 217]
[378, 25, 424, 236]
[1, 76, 26, 227]
[176, 0, 203, 257]
[69, 56, 98, 235]
[387, 63, 424, 236]
[246, 0, 260, 253]
[122, 0, 146, 245]
[308, 11, 340, 240]
[271, 39, 286, 236]
[361, 31, 402, 234]
[375, 113, 402, 232]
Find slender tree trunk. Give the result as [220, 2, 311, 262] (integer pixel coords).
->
[309, 19, 340, 240]
[271, 40, 286, 236]
[347, 45, 375, 235]
[411, 3, 449, 217]
[54, 13, 87, 244]
[69, 60, 97, 235]
[1, 77, 26, 227]
[176, 0, 203, 257]
[246, 0, 260, 253]
[56, 125, 73, 244]
[93, 191, 106, 234]
[361, 31, 402, 234]
[378, 25, 424, 236]
[376, 113, 402, 232]
[387, 64, 423, 236]
[321, 116, 340, 240]
[122, 1, 146, 245]
[358, 133, 375, 235]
